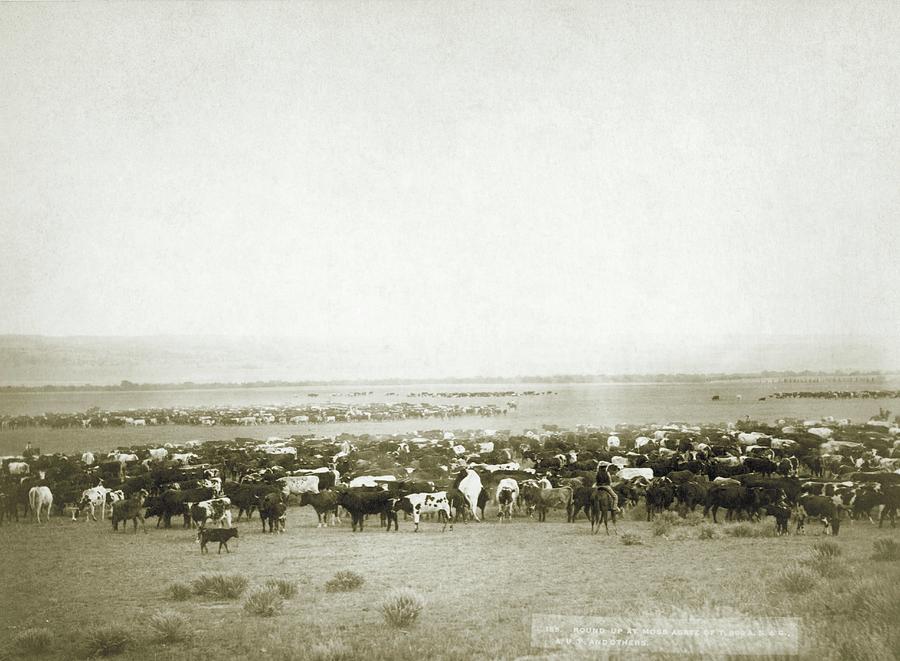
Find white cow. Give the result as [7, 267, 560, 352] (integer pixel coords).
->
[171, 453, 199, 466]
[495, 478, 519, 520]
[347, 475, 396, 488]
[278, 475, 320, 498]
[7, 461, 29, 476]
[148, 448, 168, 462]
[29, 486, 53, 523]
[612, 467, 654, 482]
[81, 452, 95, 466]
[454, 469, 483, 521]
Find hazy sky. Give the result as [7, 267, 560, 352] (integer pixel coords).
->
[1, 2, 898, 377]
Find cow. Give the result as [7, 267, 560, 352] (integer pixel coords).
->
[291, 467, 339, 490]
[335, 488, 394, 532]
[278, 475, 320, 500]
[347, 475, 396, 488]
[452, 469, 483, 522]
[645, 478, 676, 520]
[704, 484, 761, 523]
[742, 457, 778, 476]
[765, 502, 792, 535]
[148, 448, 168, 462]
[72, 486, 110, 521]
[257, 492, 286, 533]
[497, 486, 516, 522]
[198, 477, 223, 495]
[198, 527, 239, 554]
[612, 467, 654, 482]
[676, 480, 708, 513]
[615, 477, 649, 509]
[534, 487, 574, 523]
[7, 462, 29, 476]
[796, 495, 841, 536]
[111, 489, 148, 533]
[81, 452, 95, 466]
[394, 492, 453, 532]
[299, 490, 340, 527]
[106, 490, 125, 512]
[878, 485, 900, 528]
[28, 486, 53, 523]
[171, 453, 199, 466]
[190, 497, 233, 529]
[145, 487, 214, 528]
[494, 478, 519, 520]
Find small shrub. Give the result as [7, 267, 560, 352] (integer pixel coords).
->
[266, 578, 298, 600]
[777, 565, 817, 594]
[243, 588, 285, 617]
[167, 582, 193, 602]
[82, 625, 132, 658]
[325, 570, 365, 593]
[726, 522, 776, 538]
[148, 610, 190, 643]
[681, 511, 705, 526]
[872, 538, 900, 562]
[812, 540, 842, 559]
[807, 556, 849, 579]
[12, 627, 53, 655]
[698, 524, 717, 540]
[380, 588, 425, 629]
[308, 639, 354, 661]
[652, 519, 673, 537]
[620, 533, 642, 546]
[191, 573, 248, 600]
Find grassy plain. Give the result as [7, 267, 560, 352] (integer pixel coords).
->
[1, 503, 898, 660]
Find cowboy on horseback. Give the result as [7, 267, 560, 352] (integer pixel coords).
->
[595, 463, 621, 513]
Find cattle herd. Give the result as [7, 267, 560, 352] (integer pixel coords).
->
[2, 417, 900, 545]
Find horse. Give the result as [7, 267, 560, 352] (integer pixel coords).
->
[28, 486, 53, 523]
[589, 488, 618, 535]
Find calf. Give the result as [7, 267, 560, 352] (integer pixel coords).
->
[394, 492, 453, 532]
[111, 490, 148, 533]
[198, 527, 239, 554]
[796, 495, 841, 536]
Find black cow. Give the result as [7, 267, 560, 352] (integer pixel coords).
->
[878, 485, 900, 528]
[704, 485, 761, 523]
[645, 478, 676, 520]
[765, 502, 792, 535]
[796, 495, 841, 536]
[742, 458, 778, 476]
[145, 487, 214, 528]
[570, 486, 593, 521]
[676, 480, 708, 513]
[336, 488, 394, 532]
[257, 492, 286, 533]
[736, 474, 802, 506]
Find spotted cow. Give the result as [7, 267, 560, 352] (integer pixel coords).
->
[394, 492, 453, 532]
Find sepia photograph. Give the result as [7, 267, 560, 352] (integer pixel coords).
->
[1, 2, 898, 659]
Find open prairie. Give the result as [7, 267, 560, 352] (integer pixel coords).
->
[2, 503, 899, 660]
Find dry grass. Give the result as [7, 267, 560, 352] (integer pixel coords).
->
[619, 532, 642, 545]
[776, 564, 818, 594]
[1, 496, 898, 661]
[812, 540, 842, 559]
[11, 627, 53, 655]
[872, 537, 900, 561]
